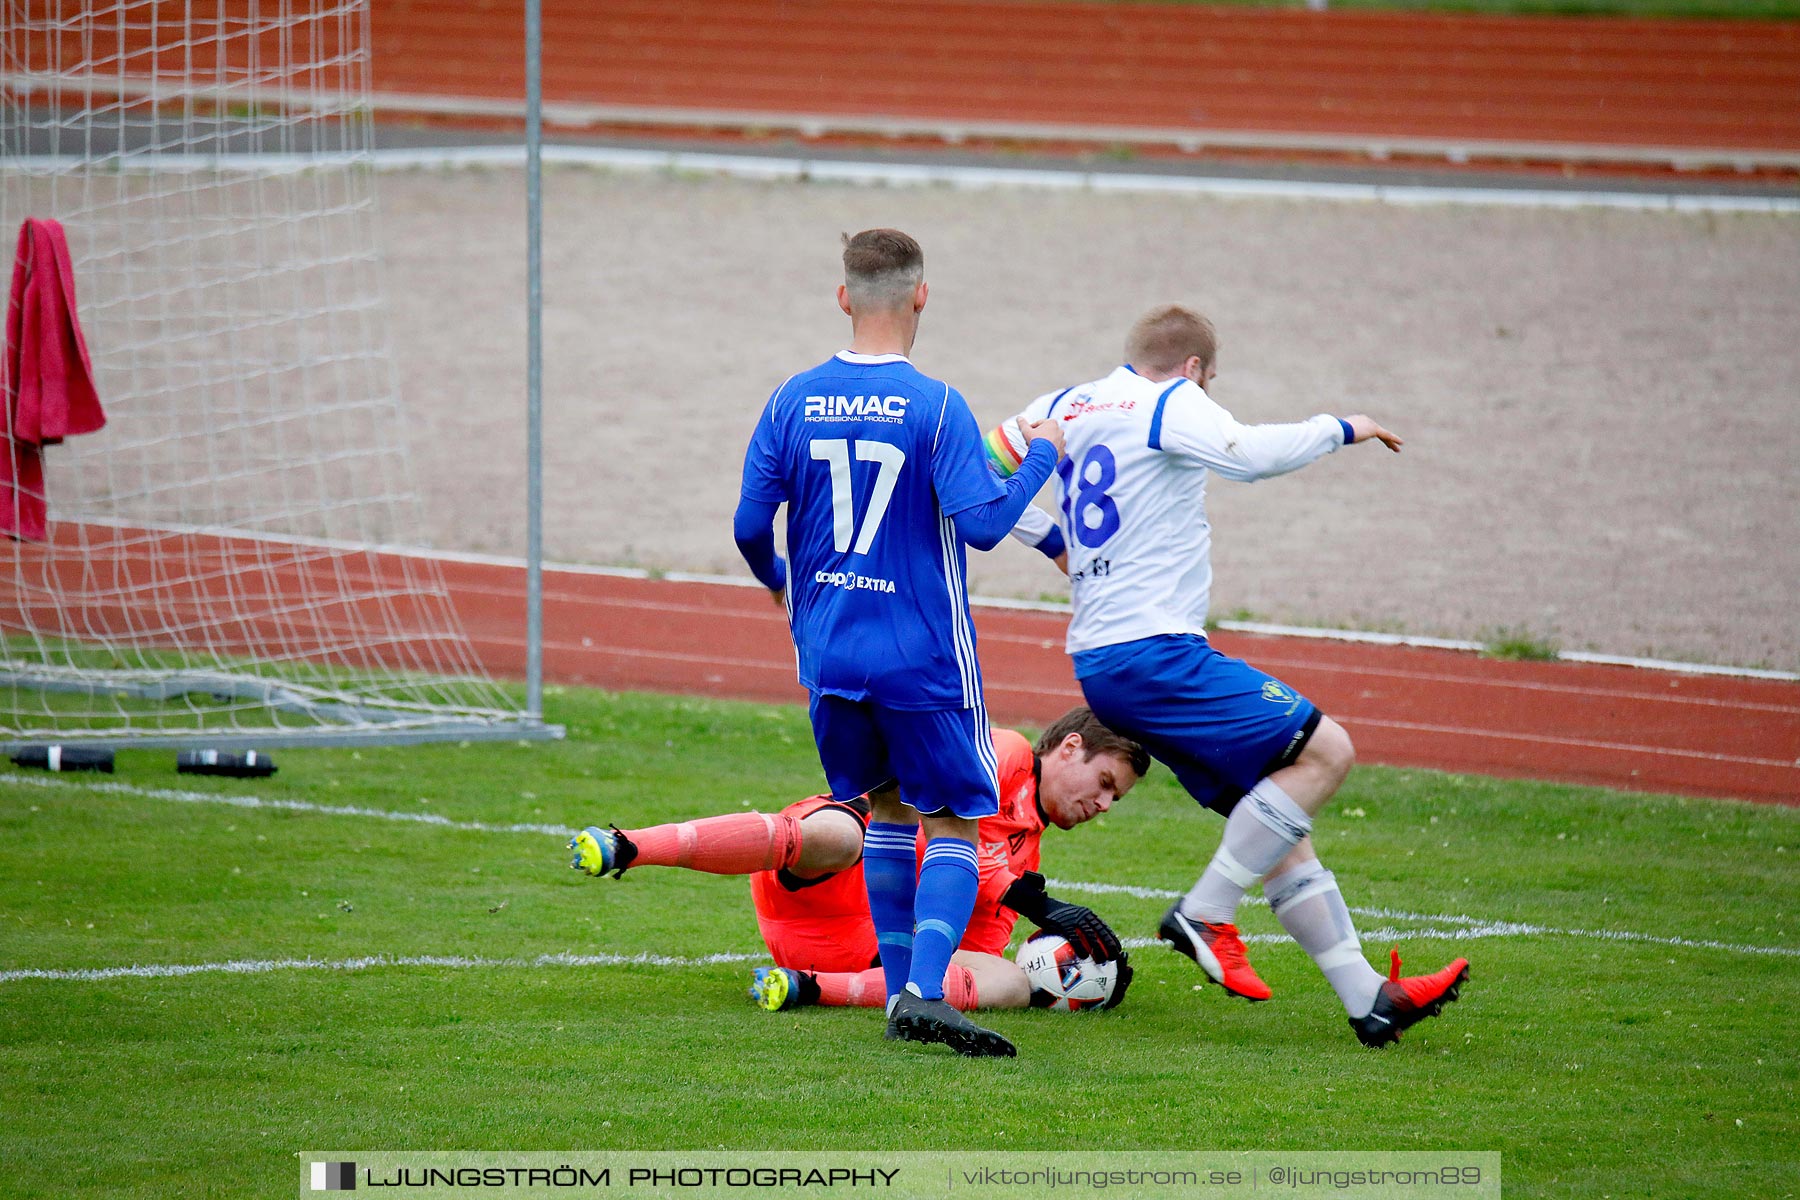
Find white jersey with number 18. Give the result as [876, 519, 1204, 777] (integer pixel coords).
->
[996, 366, 1346, 655]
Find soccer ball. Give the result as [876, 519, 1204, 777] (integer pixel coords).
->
[1016, 931, 1119, 1011]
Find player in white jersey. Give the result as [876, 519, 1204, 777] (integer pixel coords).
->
[986, 305, 1469, 1048]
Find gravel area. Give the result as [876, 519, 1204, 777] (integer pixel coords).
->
[379, 165, 1800, 671]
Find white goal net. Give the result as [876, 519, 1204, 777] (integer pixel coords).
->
[0, 0, 555, 749]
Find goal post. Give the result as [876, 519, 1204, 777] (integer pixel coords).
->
[0, 0, 561, 751]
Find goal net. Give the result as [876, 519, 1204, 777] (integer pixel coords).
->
[0, 1, 556, 750]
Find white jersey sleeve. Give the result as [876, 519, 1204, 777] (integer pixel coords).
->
[1156, 381, 1345, 482]
[1007, 503, 1059, 549]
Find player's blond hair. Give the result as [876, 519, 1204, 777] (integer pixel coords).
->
[842, 228, 924, 310]
[1125, 305, 1218, 376]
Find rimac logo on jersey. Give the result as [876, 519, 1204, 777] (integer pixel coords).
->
[804, 395, 909, 423]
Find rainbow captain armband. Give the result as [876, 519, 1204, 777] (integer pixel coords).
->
[983, 424, 1026, 477]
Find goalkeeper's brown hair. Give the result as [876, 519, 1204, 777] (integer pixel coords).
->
[1034, 707, 1152, 779]
[841, 228, 924, 308]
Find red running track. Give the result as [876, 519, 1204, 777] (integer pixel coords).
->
[368, 0, 1800, 156]
[5, 532, 1795, 803]
[443, 561, 1800, 807]
[21, 3, 1797, 163]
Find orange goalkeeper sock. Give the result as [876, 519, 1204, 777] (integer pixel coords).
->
[815, 964, 978, 1010]
[814, 968, 884, 1008]
[944, 964, 979, 1010]
[623, 811, 803, 875]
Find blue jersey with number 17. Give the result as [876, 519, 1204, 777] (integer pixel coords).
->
[740, 351, 1005, 710]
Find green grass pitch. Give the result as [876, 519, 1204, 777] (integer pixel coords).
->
[2, 688, 1797, 1198]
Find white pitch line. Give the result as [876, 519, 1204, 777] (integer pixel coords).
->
[1041, 878, 1181, 902]
[6, 775, 1797, 970]
[9, 918, 1796, 986]
[1058, 883, 1800, 958]
[0, 950, 761, 985]
[1, 772, 576, 838]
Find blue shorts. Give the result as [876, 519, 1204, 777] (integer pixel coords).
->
[1074, 634, 1320, 816]
[807, 693, 1001, 820]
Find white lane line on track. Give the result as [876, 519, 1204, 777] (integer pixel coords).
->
[466, 630, 1800, 750]
[1340, 716, 1797, 770]
[1249, 656, 1800, 715]
[459, 575, 1800, 694]
[59, 517, 1800, 683]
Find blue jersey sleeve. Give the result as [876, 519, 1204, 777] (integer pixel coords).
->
[740, 397, 788, 504]
[931, 387, 1007, 517]
[733, 496, 787, 592]
[949, 440, 1057, 550]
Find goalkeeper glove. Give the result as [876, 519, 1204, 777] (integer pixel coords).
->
[1103, 952, 1133, 1010]
[1000, 871, 1124, 962]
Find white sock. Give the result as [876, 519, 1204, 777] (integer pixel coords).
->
[1265, 859, 1383, 1018]
[1180, 780, 1313, 924]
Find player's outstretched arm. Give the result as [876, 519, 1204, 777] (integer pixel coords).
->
[1344, 413, 1403, 452]
[1164, 387, 1380, 483]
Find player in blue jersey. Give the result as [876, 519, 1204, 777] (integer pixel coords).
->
[987, 305, 1468, 1048]
[726, 229, 1065, 1057]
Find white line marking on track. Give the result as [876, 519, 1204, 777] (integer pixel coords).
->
[1340, 716, 1796, 770]
[1250, 656, 1800, 715]
[62, 515, 1800, 681]
[7, 776, 1796, 975]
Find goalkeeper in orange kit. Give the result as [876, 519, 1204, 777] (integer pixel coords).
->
[569, 707, 1148, 1011]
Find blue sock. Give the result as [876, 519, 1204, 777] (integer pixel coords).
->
[907, 838, 981, 1002]
[861, 822, 919, 1004]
